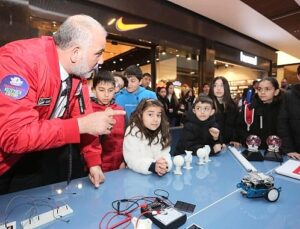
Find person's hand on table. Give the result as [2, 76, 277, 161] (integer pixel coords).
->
[89, 165, 105, 188]
[155, 157, 168, 176]
[287, 152, 300, 160]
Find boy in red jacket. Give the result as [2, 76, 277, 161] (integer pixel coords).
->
[91, 70, 126, 171]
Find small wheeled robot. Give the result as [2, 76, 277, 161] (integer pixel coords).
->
[237, 171, 281, 202]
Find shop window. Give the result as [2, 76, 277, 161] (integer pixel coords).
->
[156, 46, 199, 98]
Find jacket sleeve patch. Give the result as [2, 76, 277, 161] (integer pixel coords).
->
[0, 74, 29, 99]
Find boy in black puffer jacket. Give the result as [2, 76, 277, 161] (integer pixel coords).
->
[175, 95, 222, 156]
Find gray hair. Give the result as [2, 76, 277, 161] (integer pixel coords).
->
[53, 14, 107, 49]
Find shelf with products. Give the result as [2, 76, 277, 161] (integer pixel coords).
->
[229, 79, 253, 96]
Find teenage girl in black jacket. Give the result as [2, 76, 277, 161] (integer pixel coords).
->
[209, 76, 240, 147]
[237, 77, 282, 149]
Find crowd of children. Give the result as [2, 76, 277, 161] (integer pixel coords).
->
[92, 64, 300, 178]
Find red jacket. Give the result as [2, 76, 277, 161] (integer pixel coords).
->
[0, 36, 101, 175]
[92, 101, 125, 172]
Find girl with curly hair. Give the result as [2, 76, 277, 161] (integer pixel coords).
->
[123, 99, 172, 176]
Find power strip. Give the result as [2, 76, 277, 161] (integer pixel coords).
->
[20, 204, 73, 229]
[0, 221, 16, 229]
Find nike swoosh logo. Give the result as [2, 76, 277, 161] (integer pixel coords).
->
[115, 17, 147, 31]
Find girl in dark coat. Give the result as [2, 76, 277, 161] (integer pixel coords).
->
[156, 86, 168, 115]
[237, 77, 282, 149]
[209, 76, 240, 146]
[165, 82, 180, 126]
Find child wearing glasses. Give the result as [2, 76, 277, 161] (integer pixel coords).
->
[123, 99, 172, 176]
[91, 70, 126, 172]
[175, 95, 222, 155]
[237, 77, 282, 149]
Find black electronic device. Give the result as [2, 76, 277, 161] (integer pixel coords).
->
[242, 150, 264, 161]
[264, 150, 283, 162]
[141, 198, 187, 229]
[174, 200, 196, 213]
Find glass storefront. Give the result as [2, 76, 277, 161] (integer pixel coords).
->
[214, 60, 268, 98]
[155, 46, 199, 98]
[6, 2, 275, 101]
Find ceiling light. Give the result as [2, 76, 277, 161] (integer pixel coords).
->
[147, 60, 150, 63]
[225, 64, 229, 68]
[137, 63, 140, 66]
[186, 54, 191, 60]
[176, 54, 180, 57]
[113, 61, 116, 64]
[214, 60, 217, 64]
[119, 58, 123, 61]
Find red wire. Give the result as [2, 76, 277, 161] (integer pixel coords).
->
[106, 213, 131, 229]
[99, 196, 158, 229]
[99, 211, 117, 229]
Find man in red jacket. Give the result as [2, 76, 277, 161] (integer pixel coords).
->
[0, 14, 125, 194]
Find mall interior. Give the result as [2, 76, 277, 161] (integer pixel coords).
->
[1, 2, 300, 228]
[1, 0, 299, 98]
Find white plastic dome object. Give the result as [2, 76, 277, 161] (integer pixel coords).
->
[196, 147, 206, 165]
[173, 155, 184, 166]
[173, 155, 184, 175]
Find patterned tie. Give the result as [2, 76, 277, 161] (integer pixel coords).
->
[51, 77, 72, 118]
